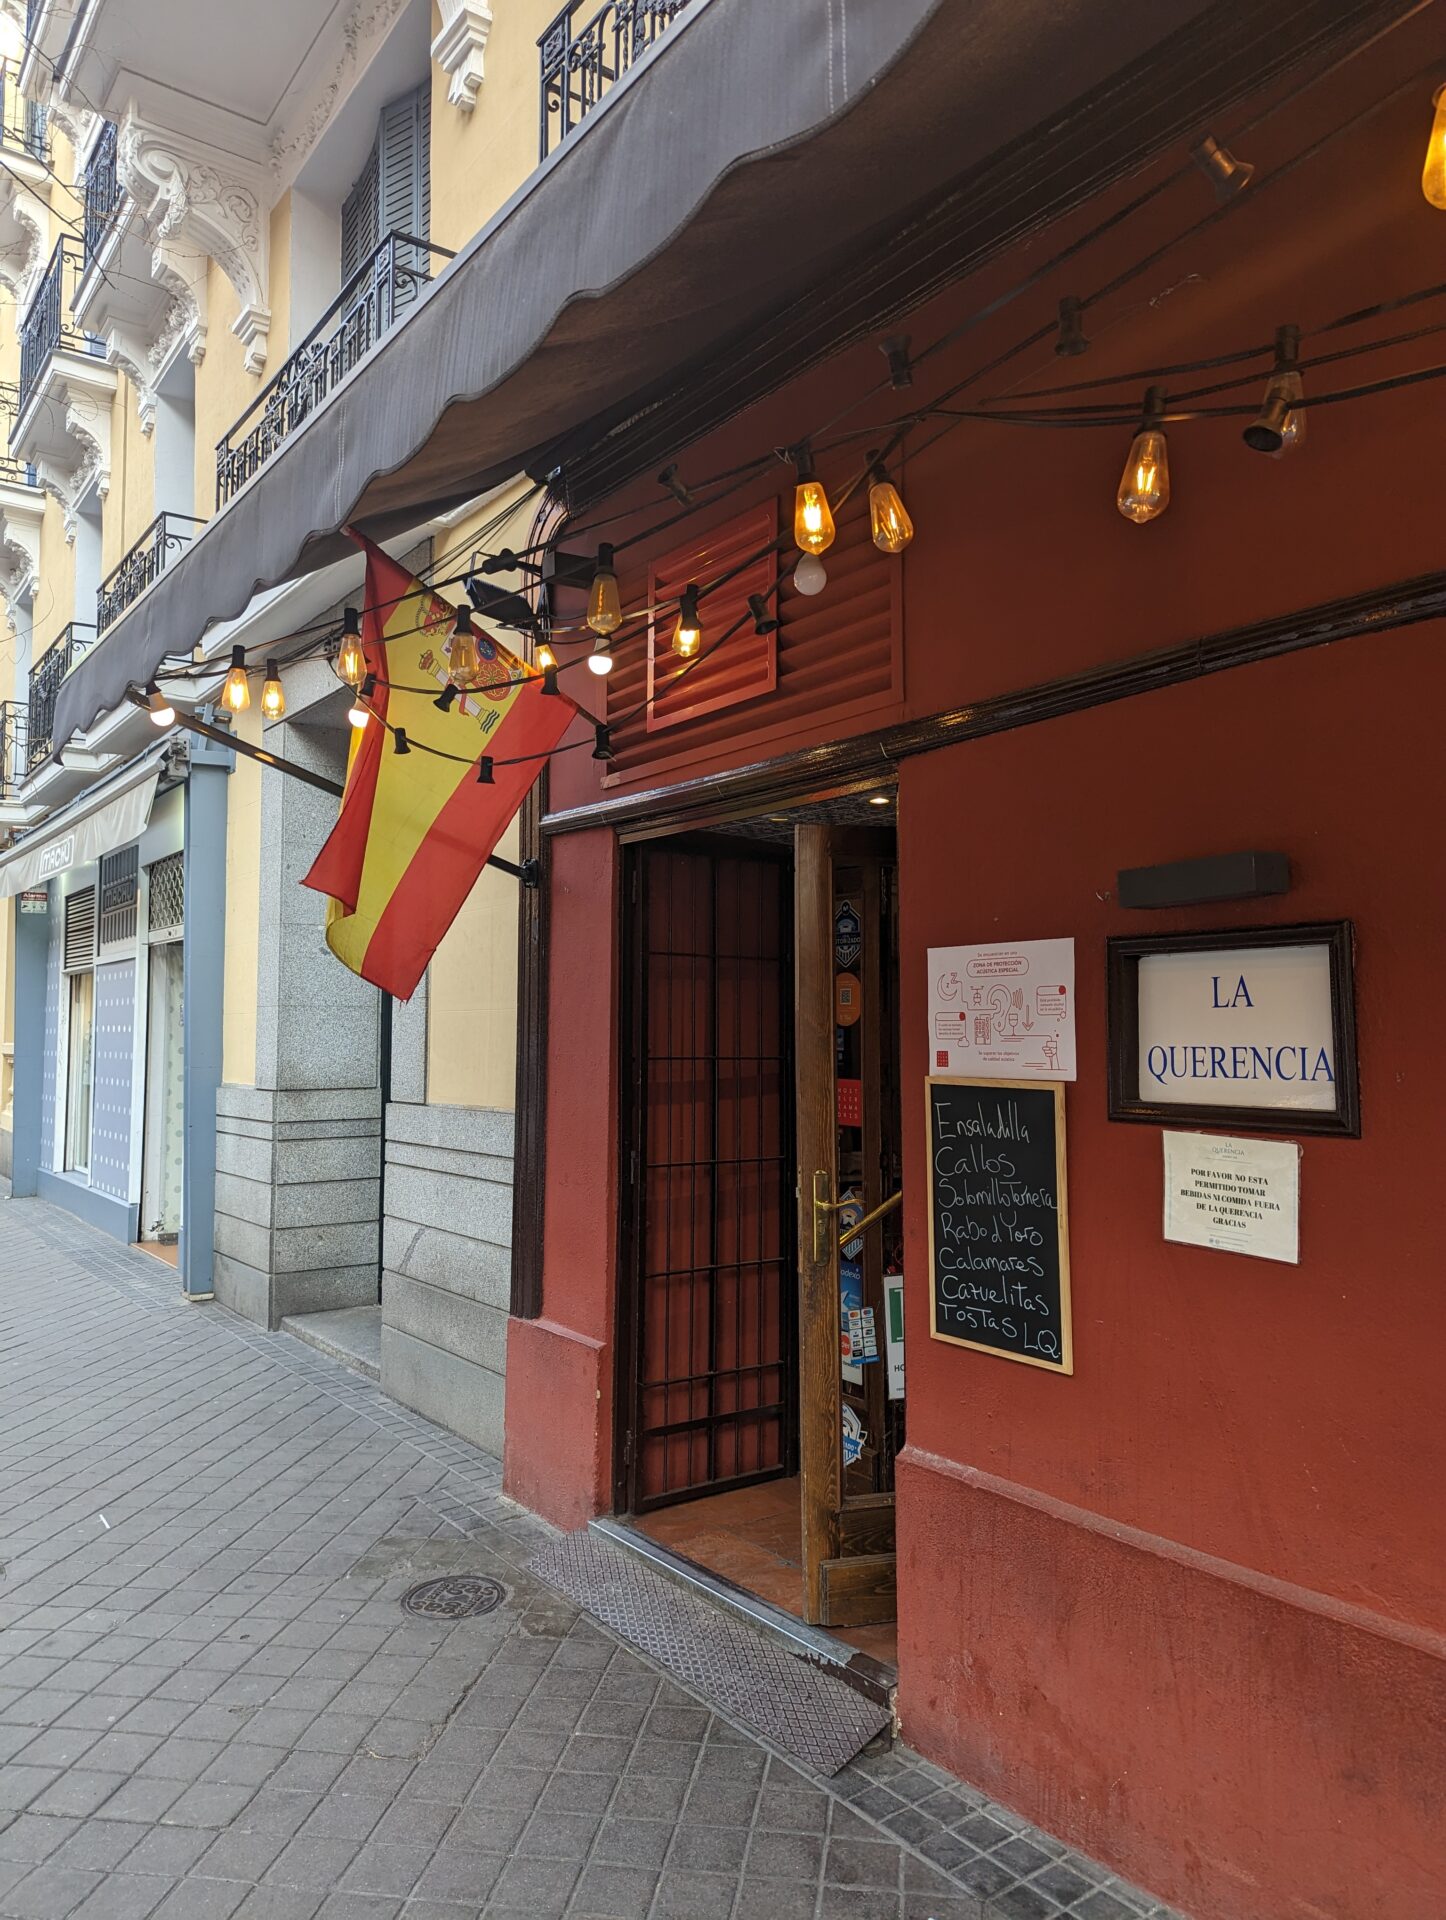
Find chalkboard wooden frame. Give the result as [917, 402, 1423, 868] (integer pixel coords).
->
[1107, 920, 1360, 1137]
[925, 1076, 1073, 1375]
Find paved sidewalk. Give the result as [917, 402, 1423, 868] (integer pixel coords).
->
[0, 1196, 1181, 1920]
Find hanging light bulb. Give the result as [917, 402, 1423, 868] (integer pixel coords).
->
[586, 543, 622, 636]
[348, 700, 370, 731]
[260, 660, 285, 720]
[1116, 387, 1170, 524]
[449, 607, 479, 687]
[221, 645, 250, 713]
[1243, 324, 1306, 457]
[348, 672, 376, 730]
[337, 608, 365, 686]
[672, 584, 702, 660]
[145, 682, 175, 727]
[792, 447, 835, 555]
[1424, 84, 1446, 207]
[540, 664, 560, 697]
[793, 553, 827, 596]
[587, 633, 613, 676]
[534, 638, 557, 672]
[867, 459, 914, 553]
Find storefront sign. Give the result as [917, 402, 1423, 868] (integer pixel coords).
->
[926, 1076, 1073, 1373]
[1108, 922, 1359, 1136]
[841, 1405, 866, 1466]
[1163, 1130, 1301, 1264]
[928, 938, 1075, 1080]
[834, 900, 861, 969]
[883, 1273, 905, 1399]
[18, 889, 48, 914]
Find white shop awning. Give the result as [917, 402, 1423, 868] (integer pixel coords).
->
[0, 755, 162, 897]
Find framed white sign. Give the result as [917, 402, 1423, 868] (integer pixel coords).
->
[928, 938, 1075, 1081]
[1108, 922, 1359, 1136]
[1163, 1130, 1301, 1264]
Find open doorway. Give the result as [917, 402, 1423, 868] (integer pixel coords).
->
[614, 796, 903, 1668]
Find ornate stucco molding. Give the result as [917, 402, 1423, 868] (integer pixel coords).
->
[117, 111, 271, 375]
[0, 479, 44, 606]
[432, 0, 494, 111]
[269, 0, 408, 183]
[105, 293, 204, 438]
[0, 182, 50, 307]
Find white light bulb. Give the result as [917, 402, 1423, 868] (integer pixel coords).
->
[587, 644, 613, 676]
[793, 553, 827, 596]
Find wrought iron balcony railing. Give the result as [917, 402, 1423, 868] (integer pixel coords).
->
[0, 699, 25, 800]
[215, 229, 453, 508]
[97, 511, 205, 633]
[82, 119, 123, 265]
[16, 238, 104, 418]
[27, 623, 95, 773]
[538, 0, 691, 158]
[0, 382, 38, 486]
[0, 63, 47, 160]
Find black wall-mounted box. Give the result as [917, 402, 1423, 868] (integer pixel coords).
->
[1117, 851, 1291, 910]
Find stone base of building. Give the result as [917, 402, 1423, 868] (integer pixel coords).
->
[380, 1102, 511, 1458]
[213, 1084, 381, 1328]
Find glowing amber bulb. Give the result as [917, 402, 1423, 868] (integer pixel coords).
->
[1117, 389, 1170, 524]
[586, 543, 622, 636]
[221, 645, 250, 713]
[1424, 85, 1446, 208]
[449, 607, 479, 686]
[337, 608, 364, 686]
[534, 638, 557, 672]
[260, 660, 286, 720]
[1117, 429, 1169, 522]
[672, 584, 701, 660]
[867, 466, 913, 552]
[793, 475, 835, 555]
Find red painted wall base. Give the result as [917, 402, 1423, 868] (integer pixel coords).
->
[895, 1447, 1446, 1920]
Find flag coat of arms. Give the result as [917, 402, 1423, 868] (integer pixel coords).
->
[303, 534, 577, 999]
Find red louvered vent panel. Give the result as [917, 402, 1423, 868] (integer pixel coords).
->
[645, 505, 778, 733]
[606, 487, 902, 785]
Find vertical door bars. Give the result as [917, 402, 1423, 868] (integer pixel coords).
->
[626, 843, 794, 1510]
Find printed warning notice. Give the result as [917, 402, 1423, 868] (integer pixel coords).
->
[1163, 1130, 1300, 1264]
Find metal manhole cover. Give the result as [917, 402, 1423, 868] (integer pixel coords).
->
[401, 1575, 505, 1620]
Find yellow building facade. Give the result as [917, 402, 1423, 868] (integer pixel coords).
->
[0, 0, 601, 1451]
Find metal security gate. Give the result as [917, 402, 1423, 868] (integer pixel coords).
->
[619, 840, 795, 1512]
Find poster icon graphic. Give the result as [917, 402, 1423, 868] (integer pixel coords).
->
[928, 939, 1076, 1080]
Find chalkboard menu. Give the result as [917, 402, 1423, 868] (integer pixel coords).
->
[926, 1077, 1073, 1373]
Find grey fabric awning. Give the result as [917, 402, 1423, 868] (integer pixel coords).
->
[54, 0, 1217, 752]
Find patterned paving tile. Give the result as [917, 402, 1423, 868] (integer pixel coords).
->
[0, 1194, 1186, 1920]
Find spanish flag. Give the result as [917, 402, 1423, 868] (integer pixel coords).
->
[302, 534, 576, 1000]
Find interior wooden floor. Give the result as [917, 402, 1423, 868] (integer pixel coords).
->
[634, 1476, 898, 1668]
[137, 1240, 179, 1268]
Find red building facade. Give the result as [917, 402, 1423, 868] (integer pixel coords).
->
[505, 29, 1446, 1920]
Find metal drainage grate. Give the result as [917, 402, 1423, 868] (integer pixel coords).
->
[401, 1575, 504, 1620]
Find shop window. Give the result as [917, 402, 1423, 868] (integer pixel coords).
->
[98, 845, 139, 957]
[147, 851, 184, 941]
[63, 886, 97, 1174]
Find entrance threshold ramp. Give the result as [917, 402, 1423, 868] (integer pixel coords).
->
[279, 1306, 381, 1380]
[528, 1525, 893, 1776]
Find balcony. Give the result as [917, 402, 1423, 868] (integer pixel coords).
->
[538, 0, 692, 158]
[12, 238, 116, 499]
[82, 120, 123, 266]
[0, 63, 47, 162]
[215, 230, 453, 508]
[27, 624, 96, 773]
[17, 239, 106, 419]
[0, 700, 25, 801]
[0, 383, 37, 488]
[97, 511, 205, 634]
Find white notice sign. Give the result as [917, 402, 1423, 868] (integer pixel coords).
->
[928, 938, 1075, 1081]
[1163, 1131, 1300, 1264]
